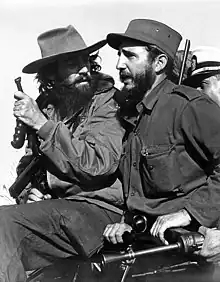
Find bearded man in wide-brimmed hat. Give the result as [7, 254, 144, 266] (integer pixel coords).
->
[13, 25, 125, 204]
[0, 25, 126, 281]
[103, 19, 220, 253]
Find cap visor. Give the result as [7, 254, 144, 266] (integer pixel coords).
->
[107, 33, 147, 50]
[183, 72, 217, 87]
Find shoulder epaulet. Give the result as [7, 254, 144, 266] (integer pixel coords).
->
[171, 85, 202, 101]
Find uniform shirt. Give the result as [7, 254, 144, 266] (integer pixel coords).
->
[119, 79, 220, 227]
[16, 73, 125, 212]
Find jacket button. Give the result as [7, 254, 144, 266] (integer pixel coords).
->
[148, 165, 154, 170]
[130, 192, 135, 196]
[133, 162, 137, 167]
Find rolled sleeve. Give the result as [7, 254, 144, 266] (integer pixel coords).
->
[37, 120, 56, 141]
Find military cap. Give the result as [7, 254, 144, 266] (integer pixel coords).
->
[107, 19, 182, 60]
[184, 46, 220, 86]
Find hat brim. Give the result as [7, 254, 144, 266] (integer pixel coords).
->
[183, 70, 220, 87]
[107, 33, 148, 50]
[22, 39, 107, 74]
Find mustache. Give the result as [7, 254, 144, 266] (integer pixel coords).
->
[119, 71, 132, 80]
[60, 74, 92, 88]
[74, 74, 92, 84]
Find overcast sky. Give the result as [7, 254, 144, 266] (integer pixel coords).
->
[1, 0, 220, 187]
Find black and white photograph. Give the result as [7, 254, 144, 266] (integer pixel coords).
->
[1, 0, 220, 281]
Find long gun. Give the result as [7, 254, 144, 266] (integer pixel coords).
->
[9, 77, 47, 200]
[178, 39, 191, 85]
[92, 213, 204, 282]
[95, 228, 204, 266]
[9, 154, 42, 199]
[92, 228, 204, 282]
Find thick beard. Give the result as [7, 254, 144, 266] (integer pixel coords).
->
[48, 82, 94, 121]
[115, 65, 156, 109]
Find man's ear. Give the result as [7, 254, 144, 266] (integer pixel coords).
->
[154, 54, 168, 73]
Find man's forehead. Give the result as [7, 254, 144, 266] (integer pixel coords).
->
[119, 42, 147, 52]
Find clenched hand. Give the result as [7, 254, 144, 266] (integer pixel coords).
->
[197, 226, 220, 263]
[103, 222, 132, 244]
[27, 188, 52, 203]
[13, 91, 47, 130]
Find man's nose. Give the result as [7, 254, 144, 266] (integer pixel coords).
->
[79, 66, 89, 75]
[116, 56, 125, 70]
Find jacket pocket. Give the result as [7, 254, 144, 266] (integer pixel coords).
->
[140, 145, 181, 195]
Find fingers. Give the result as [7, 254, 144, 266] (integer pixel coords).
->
[27, 193, 52, 203]
[198, 226, 209, 236]
[27, 195, 41, 203]
[103, 223, 132, 244]
[44, 194, 52, 200]
[13, 93, 30, 117]
[150, 218, 169, 245]
[13, 91, 35, 111]
[14, 91, 27, 100]
[197, 227, 220, 258]
[13, 91, 46, 129]
[150, 210, 191, 245]
[103, 223, 123, 244]
[27, 188, 44, 203]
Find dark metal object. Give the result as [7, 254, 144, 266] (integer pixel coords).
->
[9, 155, 41, 199]
[178, 39, 191, 85]
[100, 231, 203, 265]
[10, 77, 50, 200]
[93, 228, 204, 282]
[11, 77, 27, 149]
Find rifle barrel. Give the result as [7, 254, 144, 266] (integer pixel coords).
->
[9, 156, 41, 199]
[178, 39, 191, 85]
[101, 242, 180, 265]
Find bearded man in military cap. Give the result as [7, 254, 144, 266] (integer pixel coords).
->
[103, 19, 220, 248]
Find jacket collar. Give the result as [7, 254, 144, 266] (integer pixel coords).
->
[137, 79, 176, 113]
[120, 79, 176, 130]
[63, 72, 115, 126]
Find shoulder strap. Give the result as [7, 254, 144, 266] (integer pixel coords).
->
[171, 85, 202, 101]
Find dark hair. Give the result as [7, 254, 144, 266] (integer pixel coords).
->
[36, 53, 102, 95]
[89, 52, 102, 73]
[146, 45, 173, 76]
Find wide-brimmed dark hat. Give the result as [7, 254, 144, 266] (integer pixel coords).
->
[23, 25, 106, 74]
[107, 19, 182, 60]
[183, 46, 220, 86]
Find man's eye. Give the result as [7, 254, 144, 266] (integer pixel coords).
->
[123, 50, 135, 58]
[126, 52, 135, 58]
[200, 83, 208, 90]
